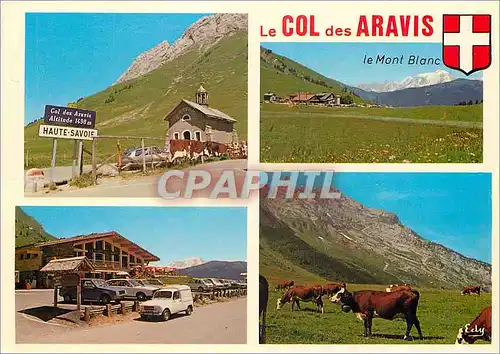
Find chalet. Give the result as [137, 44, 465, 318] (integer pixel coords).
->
[287, 92, 341, 106]
[309, 92, 341, 106]
[15, 231, 159, 289]
[288, 92, 314, 103]
[263, 92, 278, 103]
[164, 85, 238, 145]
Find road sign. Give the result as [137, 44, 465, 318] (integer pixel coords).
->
[39, 124, 98, 141]
[44, 105, 96, 129]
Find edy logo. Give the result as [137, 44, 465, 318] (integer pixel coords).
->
[442, 14, 492, 76]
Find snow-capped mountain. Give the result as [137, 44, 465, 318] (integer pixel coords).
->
[168, 257, 205, 269]
[357, 70, 455, 92]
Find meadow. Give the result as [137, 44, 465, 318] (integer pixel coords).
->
[264, 282, 491, 344]
[260, 104, 483, 163]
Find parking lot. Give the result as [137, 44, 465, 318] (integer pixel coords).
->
[16, 289, 247, 344]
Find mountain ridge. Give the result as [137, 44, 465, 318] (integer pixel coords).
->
[348, 79, 483, 107]
[357, 70, 456, 92]
[15, 207, 56, 247]
[177, 260, 247, 279]
[260, 192, 491, 290]
[116, 13, 248, 84]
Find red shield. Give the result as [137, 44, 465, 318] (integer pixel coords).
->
[442, 14, 492, 76]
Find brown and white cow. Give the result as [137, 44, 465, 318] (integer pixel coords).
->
[322, 282, 346, 296]
[386, 284, 412, 292]
[276, 285, 324, 313]
[275, 280, 294, 291]
[456, 306, 492, 344]
[330, 287, 423, 341]
[461, 285, 481, 295]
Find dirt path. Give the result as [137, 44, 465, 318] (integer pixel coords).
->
[265, 111, 482, 128]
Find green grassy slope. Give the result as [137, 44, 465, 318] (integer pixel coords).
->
[264, 283, 491, 344]
[15, 207, 56, 247]
[25, 32, 248, 168]
[260, 47, 365, 103]
[260, 104, 482, 163]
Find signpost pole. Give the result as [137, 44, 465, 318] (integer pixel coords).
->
[72, 140, 78, 179]
[78, 141, 84, 177]
[92, 138, 97, 183]
[50, 138, 57, 184]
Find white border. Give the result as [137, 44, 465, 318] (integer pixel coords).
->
[1, 1, 499, 353]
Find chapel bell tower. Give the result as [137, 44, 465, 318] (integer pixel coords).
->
[196, 84, 209, 106]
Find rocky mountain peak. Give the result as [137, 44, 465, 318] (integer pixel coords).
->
[115, 13, 247, 84]
[261, 194, 491, 289]
[167, 257, 205, 269]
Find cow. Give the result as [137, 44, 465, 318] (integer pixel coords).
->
[456, 306, 492, 344]
[386, 284, 412, 292]
[277, 285, 324, 313]
[330, 287, 423, 341]
[461, 285, 481, 295]
[259, 275, 269, 344]
[275, 280, 294, 291]
[322, 282, 346, 296]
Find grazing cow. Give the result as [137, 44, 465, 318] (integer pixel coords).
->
[456, 306, 492, 344]
[461, 285, 481, 295]
[330, 287, 423, 341]
[277, 285, 324, 313]
[386, 284, 412, 292]
[275, 280, 294, 291]
[259, 275, 269, 344]
[322, 282, 346, 296]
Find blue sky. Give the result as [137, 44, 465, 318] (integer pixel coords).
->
[261, 42, 482, 86]
[266, 172, 492, 263]
[20, 206, 247, 264]
[25, 13, 209, 124]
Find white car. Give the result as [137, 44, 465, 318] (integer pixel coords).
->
[139, 285, 194, 321]
[207, 278, 225, 290]
[106, 278, 160, 301]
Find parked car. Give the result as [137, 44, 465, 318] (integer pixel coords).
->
[206, 278, 225, 290]
[230, 279, 241, 289]
[220, 279, 233, 289]
[60, 278, 126, 304]
[237, 280, 247, 289]
[122, 146, 168, 165]
[137, 279, 165, 287]
[139, 285, 194, 321]
[106, 278, 160, 301]
[188, 278, 214, 292]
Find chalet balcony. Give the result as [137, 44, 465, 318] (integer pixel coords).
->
[90, 259, 144, 271]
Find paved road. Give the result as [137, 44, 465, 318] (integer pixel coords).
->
[16, 290, 75, 343]
[25, 159, 250, 198]
[16, 290, 246, 344]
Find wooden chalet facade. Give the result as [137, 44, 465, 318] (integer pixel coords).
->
[15, 231, 159, 289]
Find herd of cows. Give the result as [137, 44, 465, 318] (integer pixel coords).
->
[258, 276, 492, 345]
